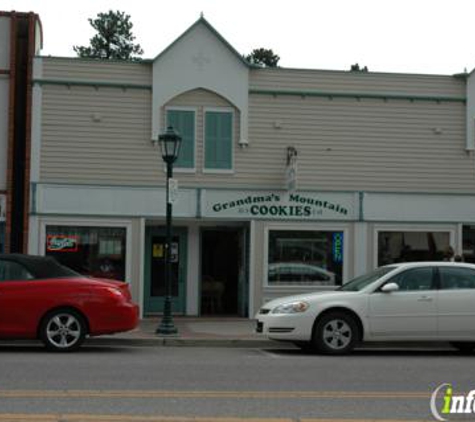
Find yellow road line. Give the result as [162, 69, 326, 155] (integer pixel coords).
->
[0, 416, 291, 422]
[0, 415, 432, 422]
[0, 390, 432, 399]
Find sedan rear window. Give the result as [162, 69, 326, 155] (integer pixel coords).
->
[27, 257, 81, 279]
[0, 261, 34, 281]
[0, 256, 81, 280]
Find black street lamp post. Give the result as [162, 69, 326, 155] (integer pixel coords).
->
[156, 126, 182, 335]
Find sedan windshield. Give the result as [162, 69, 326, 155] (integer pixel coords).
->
[338, 266, 396, 292]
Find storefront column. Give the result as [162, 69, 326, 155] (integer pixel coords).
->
[187, 224, 200, 316]
[27, 215, 40, 255]
[133, 218, 145, 318]
[249, 220, 264, 317]
[353, 222, 369, 278]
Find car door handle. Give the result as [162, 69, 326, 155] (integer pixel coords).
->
[417, 296, 433, 302]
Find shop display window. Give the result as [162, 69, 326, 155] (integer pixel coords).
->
[378, 231, 450, 265]
[45, 226, 126, 281]
[268, 230, 343, 286]
[463, 226, 475, 263]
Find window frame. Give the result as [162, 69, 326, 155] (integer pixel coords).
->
[203, 107, 235, 174]
[374, 225, 456, 268]
[165, 106, 197, 173]
[38, 218, 133, 285]
[263, 223, 349, 289]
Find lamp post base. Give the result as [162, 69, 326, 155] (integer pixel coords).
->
[156, 321, 178, 335]
[156, 296, 178, 335]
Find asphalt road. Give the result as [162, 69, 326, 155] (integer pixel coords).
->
[0, 343, 473, 421]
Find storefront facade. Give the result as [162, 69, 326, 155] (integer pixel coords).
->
[26, 16, 475, 317]
[26, 183, 475, 317]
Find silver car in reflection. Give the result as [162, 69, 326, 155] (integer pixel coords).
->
[268, 263, 335, 284]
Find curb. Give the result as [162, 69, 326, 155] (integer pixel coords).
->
[85, 337, 284, 348]
[85, 338, 454, 350]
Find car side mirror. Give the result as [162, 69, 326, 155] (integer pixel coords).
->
[381, 282, 399, 293]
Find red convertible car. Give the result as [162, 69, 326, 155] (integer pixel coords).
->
[0, 254, 139, 351]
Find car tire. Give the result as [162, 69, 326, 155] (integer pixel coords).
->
[312, 312, 359, 355]
[39, 309, 87, 352]
[450, 342, 475, 354]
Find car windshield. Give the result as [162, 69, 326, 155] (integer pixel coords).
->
[337, 266, 396, 292]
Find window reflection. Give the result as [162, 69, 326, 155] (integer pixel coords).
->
[463, 226, 475, 264]
[45, 226, 126, 281]
[268, 230, 343, 286]
[378, 231, 449, 266]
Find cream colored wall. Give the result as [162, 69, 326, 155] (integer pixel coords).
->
[42, 58, 152, 85]
[38, 58, 474, 194]
[250, 68, 465, 97]
[248, 93, 473, 193]
[0, 17, 10, 70]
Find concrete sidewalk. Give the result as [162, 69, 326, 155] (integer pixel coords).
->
[87, 317, 454, 351]
[87, 317, 281, 348]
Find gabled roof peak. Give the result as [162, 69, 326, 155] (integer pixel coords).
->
[153, 15, 251, 68]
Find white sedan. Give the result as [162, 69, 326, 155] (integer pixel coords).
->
[255, 262, 475, 354]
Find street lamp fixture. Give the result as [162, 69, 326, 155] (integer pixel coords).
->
[156, 126, 182, 335]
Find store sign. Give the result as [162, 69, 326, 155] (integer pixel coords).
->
[202, 190, 358, 221]
[332, 232, 344, 263]
[0, 195, 5, 222]
[46, 235, 79, 252]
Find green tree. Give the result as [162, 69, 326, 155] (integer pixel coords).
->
[74, 10, 143, 60]
[350, 63, 369, 72]
[245, 48, 280, 67]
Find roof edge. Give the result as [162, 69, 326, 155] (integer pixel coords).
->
[152, 15, 251, 68]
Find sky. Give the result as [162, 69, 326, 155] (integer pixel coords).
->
[3, 0, 475, 75]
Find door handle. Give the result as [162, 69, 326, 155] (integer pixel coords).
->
[417, 296, 433, 302]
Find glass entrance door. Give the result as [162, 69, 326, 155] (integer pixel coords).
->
[144, 227, 187, 315]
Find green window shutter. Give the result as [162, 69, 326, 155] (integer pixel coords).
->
[167, 110, 195, 168]
[205, 112, 233, 170]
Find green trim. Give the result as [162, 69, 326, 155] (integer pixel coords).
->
[33, 78, 152, 91]
[37, 55, 153, 64]
[359, 192, 364, 222]
[249, 88, 466, 103]
[204, 111, 233, 170]
[31, 183, 37, 215]
[31, 182, 475, 198]
[196, 188, 202, 218]
[153, 16, 252, 68]
[144, 226, 188, 315]
[167, 109, 195, 168]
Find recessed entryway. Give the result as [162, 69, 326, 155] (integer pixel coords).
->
[200, 227, 248, 316]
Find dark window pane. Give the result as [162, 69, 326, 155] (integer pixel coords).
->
[463, 226, 475, 264]
[0, 260, 33, 281]
[45, 226, 126, 281]
[440, 267, 475, 290]
[388, 267, 434, 291]
[378, 231, 450, 265]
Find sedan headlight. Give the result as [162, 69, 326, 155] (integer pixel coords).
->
[272, 301, 309, 314]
